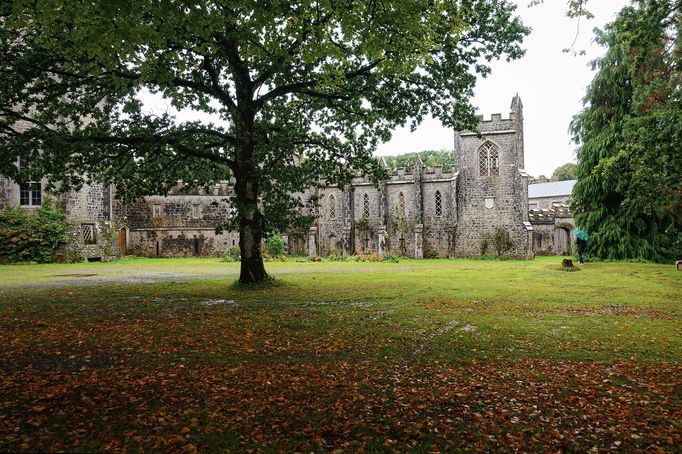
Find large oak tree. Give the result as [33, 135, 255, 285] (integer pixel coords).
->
[0, 0, 528, 283]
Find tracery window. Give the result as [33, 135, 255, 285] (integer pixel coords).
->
[435, 190, 443, 217]
[478, 141, 500, 177]
[329, 194, 336, 219]
[398, 192, 406, 217]
[363, 193, 370, 218]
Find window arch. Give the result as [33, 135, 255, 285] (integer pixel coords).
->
[479, 141, 500, 176]
[398, 192, 406, 217]
[329, 194, 336, 219]
[363, 193, 370, 218]
[435, 190, 443, 217]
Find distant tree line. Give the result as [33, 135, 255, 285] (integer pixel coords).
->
[380, 149, 454, 172]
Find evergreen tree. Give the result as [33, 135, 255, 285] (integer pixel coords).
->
[570, 0, 681, 261]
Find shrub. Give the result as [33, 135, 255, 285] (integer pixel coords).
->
[364, 252, 382, 262]
[329, 252, 349, 262]
[264, 233, 287, 257]
[0, 197, 68, 263]
[223, 245, 241, 262]
[424, 248, 438, 259]
[383, 253, 400, 263]
[490, 227, 513, 257]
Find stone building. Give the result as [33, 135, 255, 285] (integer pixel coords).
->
[114, 183, 237, 258]
[294, 95, 533, 259]
[2, 95, 535, 261]
[528, 179, 575, 210]
[528, 180, 576, 255]
[1, 118, 119, 262]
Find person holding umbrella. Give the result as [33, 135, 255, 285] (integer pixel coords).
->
[574, 229, 591, 265]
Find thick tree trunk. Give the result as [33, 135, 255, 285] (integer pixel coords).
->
[232, 98, 267, 283]
[235, 173, 268, 284]
[238, 210, 267, 284]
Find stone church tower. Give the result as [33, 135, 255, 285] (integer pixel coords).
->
[453, 94, 533, 258]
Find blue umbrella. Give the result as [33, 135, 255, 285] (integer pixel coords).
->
[574, 229, 591, 242]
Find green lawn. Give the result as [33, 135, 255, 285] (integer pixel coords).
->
[0, 257, 680, 452]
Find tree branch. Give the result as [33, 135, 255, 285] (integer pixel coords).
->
[255, 59, 384, 107]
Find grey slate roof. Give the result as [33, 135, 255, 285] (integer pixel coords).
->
[528, 180, 576, 199]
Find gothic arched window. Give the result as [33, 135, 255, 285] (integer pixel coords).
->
[329, 194, 336, 219]
[398, 192, 406, 217]
[435, 190, 443, 217]
[363, 193, 370, 218]
[479, 141, 500, 177]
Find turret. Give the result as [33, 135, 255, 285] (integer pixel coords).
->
[510, 94, 524, 167]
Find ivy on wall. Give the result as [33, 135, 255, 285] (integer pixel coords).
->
[0, 197, 68, 263]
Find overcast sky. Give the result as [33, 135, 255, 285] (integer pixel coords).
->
[375, 0, 630, 177]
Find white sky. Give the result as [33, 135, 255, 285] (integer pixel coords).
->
[375, 0, 629, 177]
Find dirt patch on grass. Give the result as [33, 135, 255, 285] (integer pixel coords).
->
[565, 304, 677, 319]
[51, 273, 98, 278]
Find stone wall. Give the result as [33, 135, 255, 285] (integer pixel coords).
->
[316, 186, 348, 256]
[57, 183, 119, 261]
[529, 208, 575, 256]
[117, 183, 237, 258]
[2, 96, 535, 262]
[309, 161, 459, 259]
[384, 179, 418, 257]
[528, 196, 570, 210]
[0, 177, 11, 210]
[297, 95, 530, 260]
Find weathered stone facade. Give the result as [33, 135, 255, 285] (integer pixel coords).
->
[2, 95, 535, 261]
[528, 180, 576, 210]
[452, 96, 532, 258]
[0, 176, 119, 261]
[529, 207, 575, 256]
[288, 95, 532, 259]
[114, 183, 237, 258]
[109, 95, 533, 260]
[0, 115, 119, 261]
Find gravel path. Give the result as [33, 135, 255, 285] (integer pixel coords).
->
[0, 262, 418, 289]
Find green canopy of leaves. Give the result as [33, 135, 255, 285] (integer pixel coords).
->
[1, 0, 528, 202]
